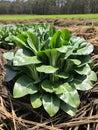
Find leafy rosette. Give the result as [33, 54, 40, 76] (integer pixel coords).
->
[3, 23, 97, 117]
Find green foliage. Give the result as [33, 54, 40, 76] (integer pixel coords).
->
[0, 24, 41, 49]
[3, 23, 97, 117]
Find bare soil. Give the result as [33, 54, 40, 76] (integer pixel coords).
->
[0, 18, 98, 130]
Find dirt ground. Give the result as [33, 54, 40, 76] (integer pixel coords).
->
[0, 18, 98, 130]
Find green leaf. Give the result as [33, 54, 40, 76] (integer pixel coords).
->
[73, 76, 93, 91]
[69, 59, 81, 65]
[64, 59, 74, 73]
[53, 82, 70, 94]
[27, 31, 39, 54]
[13, 49, 41, 66]
[13, 75, 38, 98]
[87, 71, 97, 81]
[30, 93, 42, 108]
[37, 50, 49, 64]
[57, 83, 80, 108]
[70, 36, 85, 47]
[75, 64, 91, 75]
[3, 52, 14, 61]
[11, 35, 29, 49]
[4, 67, 18, 82]
[36, 65, 58, 73]
[69, 36, 94, 55]
[56, 46, 67, 53]
[61, 29, 70, 41]
[55, 72, 69, 79]
[49, 25, 56, 37]
[78, 55, 92, 67]
[76, 42, 94, 55]
[42, 94, 60, 117]
[61, 101, 77, 116]
[50, 31, 62, 48]
[64, 46, 73, 59]
[41, 80, 54, 93]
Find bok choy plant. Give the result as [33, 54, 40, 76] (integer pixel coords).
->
[3, 23, 97, 117]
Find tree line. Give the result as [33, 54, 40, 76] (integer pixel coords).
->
[0, 0, 98, 14]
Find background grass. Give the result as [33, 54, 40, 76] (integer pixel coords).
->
[0, 14, 98, 20]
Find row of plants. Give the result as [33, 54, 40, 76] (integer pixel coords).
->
[3, 23, 97, 117]
[0, 23, 44, 49]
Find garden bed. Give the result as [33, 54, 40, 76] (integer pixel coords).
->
[0, 18, 98, 130]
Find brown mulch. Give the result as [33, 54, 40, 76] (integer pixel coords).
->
[0, 19, 98, 130]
